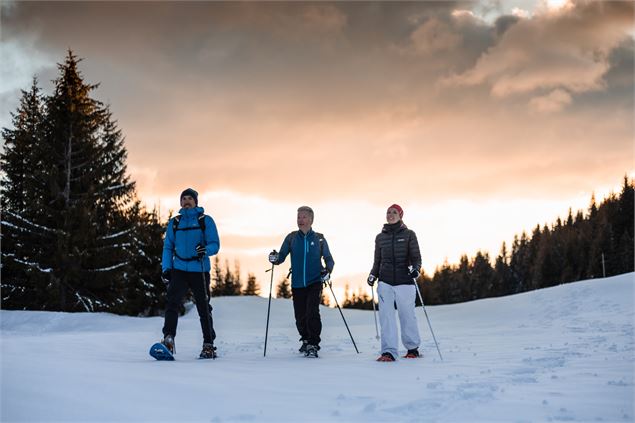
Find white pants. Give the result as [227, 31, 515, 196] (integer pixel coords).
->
[377, 281, 420, 357]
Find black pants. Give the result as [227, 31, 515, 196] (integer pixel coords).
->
[163, 269, 215, 344]
[292, 282, 322, 346]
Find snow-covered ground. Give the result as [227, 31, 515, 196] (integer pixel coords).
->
[1, 273, 633, 423]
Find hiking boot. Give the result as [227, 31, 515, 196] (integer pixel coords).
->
[161, 335, 175, 354]
[377, 352, 396, 362]
[299, 340, 309, 353]
[199, 343, 217, 359]
[304, 344, 319, 358]
[404, 348, 420, 359]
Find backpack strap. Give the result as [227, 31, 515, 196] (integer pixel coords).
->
[171, 213, 208, 262]
[172, 213, 206, 235]
[171, 215, 181, 235]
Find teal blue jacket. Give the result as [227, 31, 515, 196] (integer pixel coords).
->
[162, 207, 220, 273]
[275, 229, 334, 288]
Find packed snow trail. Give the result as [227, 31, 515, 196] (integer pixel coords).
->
[2, 273, 633, 422]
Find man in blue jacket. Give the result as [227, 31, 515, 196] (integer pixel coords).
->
[161, 188, 220, 359]
[269, 206, 334, 358]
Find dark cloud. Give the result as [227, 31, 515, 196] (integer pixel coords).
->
[2, 1, 632, 204]
[493, 14, 520, 37]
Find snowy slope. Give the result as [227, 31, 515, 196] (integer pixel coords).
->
[1, 273, 633, 423]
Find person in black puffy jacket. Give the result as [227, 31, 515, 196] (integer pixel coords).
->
[368, 204, 422, 362]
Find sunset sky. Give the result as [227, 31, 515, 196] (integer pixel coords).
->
[2, 1, 633, 298]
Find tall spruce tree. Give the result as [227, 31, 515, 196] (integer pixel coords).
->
[1, 51, 164, 314]
[1, 78, 50, 309]
[42, 51, 138, 311]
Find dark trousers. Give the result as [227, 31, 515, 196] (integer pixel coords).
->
[292, 282, 322, 346]
[163, 269, 216, 344]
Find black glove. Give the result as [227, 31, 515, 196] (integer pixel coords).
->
[320, 269, 330, 285]
[367, 274, 376, 286]
[408, 266, 420, 280]
[268, 250, 279, 264]
[196, 244, 206, 258]
[161, 270, 171, 285]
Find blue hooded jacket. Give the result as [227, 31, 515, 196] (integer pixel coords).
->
[162, 206, 220, 273]
[276, 229, 334, 288]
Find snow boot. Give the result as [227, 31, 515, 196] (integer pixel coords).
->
[199, 343, 217, 359]
[404, 348, 421, 359]
[299, 340, 309, 353]
[377, 352, 396, 362]
[304, 344, 319, 358]
[161, 335, 175, 354]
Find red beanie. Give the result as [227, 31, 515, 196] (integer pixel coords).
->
[388, 204, 403, 218]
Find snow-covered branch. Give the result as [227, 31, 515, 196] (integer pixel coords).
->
[88, 262, 129, 272]
[4, 211, 65, 234]
[5, 254, 53, 273]
[98, 229, 132, 240]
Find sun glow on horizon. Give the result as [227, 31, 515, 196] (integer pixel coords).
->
[133, 175, 632, 298]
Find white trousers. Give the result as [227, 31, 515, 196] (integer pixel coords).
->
[377, 281, 421, 357]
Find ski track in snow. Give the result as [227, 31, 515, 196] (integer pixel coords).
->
[1, 273, 633, 423]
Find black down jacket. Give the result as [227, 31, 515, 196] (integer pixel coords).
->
[370, 222, 422, 286]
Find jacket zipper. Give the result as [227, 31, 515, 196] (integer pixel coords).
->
[391, 232, 396, 284]
[303, 235, 308, 287]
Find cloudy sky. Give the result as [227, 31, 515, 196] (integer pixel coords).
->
[2, 0, 633, 297]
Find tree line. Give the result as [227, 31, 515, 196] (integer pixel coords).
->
[341, 177, 634, 309]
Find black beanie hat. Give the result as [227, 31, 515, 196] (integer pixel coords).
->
[180, 188, 198, 205]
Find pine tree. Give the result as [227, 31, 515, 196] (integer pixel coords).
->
[470, 251, 494, 299]
[232, 260, 243, 295]
[211, 256, 223, 296]
[320, 289, 330, 306]
[0, 78, 49, 309]
[492, 242, 512, 297]
[42, 51, 140, 311]
[1, 51, 162, 314]
[342, 284, 352, 308]
[276, 277, 292, 299]
[123, 206, 166, 315]
[243, 273, 261, 296]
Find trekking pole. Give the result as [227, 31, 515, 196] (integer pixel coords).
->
[263, 256, 276, 357]
[199, 258, 211, 305]
[370, 284, 380, 340]
[326, 278, 359, 354]
[199, 256, 217, 359]
[412, 277, 443, 361]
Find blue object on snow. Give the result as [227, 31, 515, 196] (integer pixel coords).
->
[149, 342, 174, 361]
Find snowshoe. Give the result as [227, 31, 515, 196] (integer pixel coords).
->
[403, 348, 421, 359]
[299, 340, 309, 353]
[377, 352, 396, 362]
[149, 342, 175, 361]
[199, 343, 217, 359]
[304, 344, 319, 358]
[162, 335, 175, 354]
